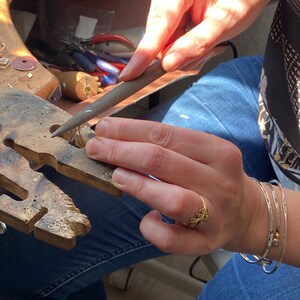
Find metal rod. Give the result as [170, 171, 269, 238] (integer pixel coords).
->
[51, 60, 166, 137]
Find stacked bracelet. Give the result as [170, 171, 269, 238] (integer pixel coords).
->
[266, 180, 288, 273]
[240, 179, 287, 274]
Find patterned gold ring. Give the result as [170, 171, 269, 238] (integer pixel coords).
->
[184, 196, 209, 228]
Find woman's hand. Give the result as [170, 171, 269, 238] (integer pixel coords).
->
[120, 0, 271, 80]
[86, 117, 266, 256]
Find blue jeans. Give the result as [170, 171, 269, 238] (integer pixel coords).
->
[1, 56, 298, 299]
[197, 254, 300, 300]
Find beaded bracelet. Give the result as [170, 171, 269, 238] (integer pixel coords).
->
[240, 179, 287, 274]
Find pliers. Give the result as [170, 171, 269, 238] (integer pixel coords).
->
[61, 32, 136, 51]
[58, 33, 132, 76]
[81, 34, 136, 51]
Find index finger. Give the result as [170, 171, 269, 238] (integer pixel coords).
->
[93, 117, 230, 166]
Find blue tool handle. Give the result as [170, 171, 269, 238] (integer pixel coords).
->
[94, 51, 129, 64]
[98, 73, 119, 86]
[71, 51, 97, 72]
[84, 51, 120, 76]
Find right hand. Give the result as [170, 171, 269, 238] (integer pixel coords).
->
[120, 0, 271, 80]
[85, 117, 267, 257]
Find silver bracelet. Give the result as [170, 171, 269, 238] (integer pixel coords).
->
[240, 178, 274, 264]
[240, 179, 287, 273]
[262, 180, 287, 274]
[267, 183, 280, 246]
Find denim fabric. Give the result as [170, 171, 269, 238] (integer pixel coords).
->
[1, 56, 298, 299]
[197, 253, 300, 300]
[0, 166, 164, 299]
[141, 56, 276, 181]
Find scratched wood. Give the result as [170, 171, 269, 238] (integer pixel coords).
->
[0, 88, 120, 250]
[0, 0, 60, 100]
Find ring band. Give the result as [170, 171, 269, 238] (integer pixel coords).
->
[184, 195, 209, 228]
[0, 42, 5, 53]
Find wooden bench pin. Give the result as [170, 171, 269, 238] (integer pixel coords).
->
[0, 88, 120, 250]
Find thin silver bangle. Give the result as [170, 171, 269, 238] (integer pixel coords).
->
[267, 183, 280, 246]
[240, 179, 288, 274]
[240, 178, 274, 264]
[262, 180, 287, 274]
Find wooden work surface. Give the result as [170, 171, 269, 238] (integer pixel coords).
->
[0, 0, 60, 100]
[0, 88, 120, 250]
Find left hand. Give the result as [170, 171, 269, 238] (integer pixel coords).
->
[85, 117, 261, 256]
[119, 0, 270, 80]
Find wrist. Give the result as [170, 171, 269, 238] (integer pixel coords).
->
[225, 175, 269, 255]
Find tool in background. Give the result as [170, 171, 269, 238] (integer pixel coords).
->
[27, 37, 129, 76]
[58, 37, 128, 75]
[0, 0, 60, 101]
[27, 38, 84, 71]
[51, 59, 166, 138]
[49, 68, 101, 102]
[62, 32, 136, 52]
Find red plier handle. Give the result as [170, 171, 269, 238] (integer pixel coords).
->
[87, 34, 136, 50]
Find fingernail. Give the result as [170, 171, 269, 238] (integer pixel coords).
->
[112, 168, 129, 186]
[85, 137, 102, 156]
[95, 118, 109, 136]
[118, 67, 128, 81]
[119, 53, 152, 81]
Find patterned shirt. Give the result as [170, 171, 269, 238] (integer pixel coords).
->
[259, 0, 300, 191]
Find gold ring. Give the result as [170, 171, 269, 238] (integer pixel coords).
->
[0, 42, 5, 53]
[184, 195, 209, 228]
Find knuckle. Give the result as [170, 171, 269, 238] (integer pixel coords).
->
[156, 229, 178, 253]
[105, 141, 119, 164]
[221, 142, 243, 168]
[147, 123, 174, 149]
[143, 145, 166, 173]
[134, 177, 148, 200]
[184, 33, 211, 56]
[147, 11, 173, 35]
[165, 192, 187, 219]
[116, 119, 129, 138]
[227, 6, 245, 22]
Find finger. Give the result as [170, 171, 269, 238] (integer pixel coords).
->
[86, 136, 215, 191]
[119, 0, 191, 80]
[160, 0, 246, 71]
[177, 44, 228, 71]
[92, 117, 229, 165]
[112, 167, 211, 226]
[161, 16, 228, 71]
[140, 210, 213, 256]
